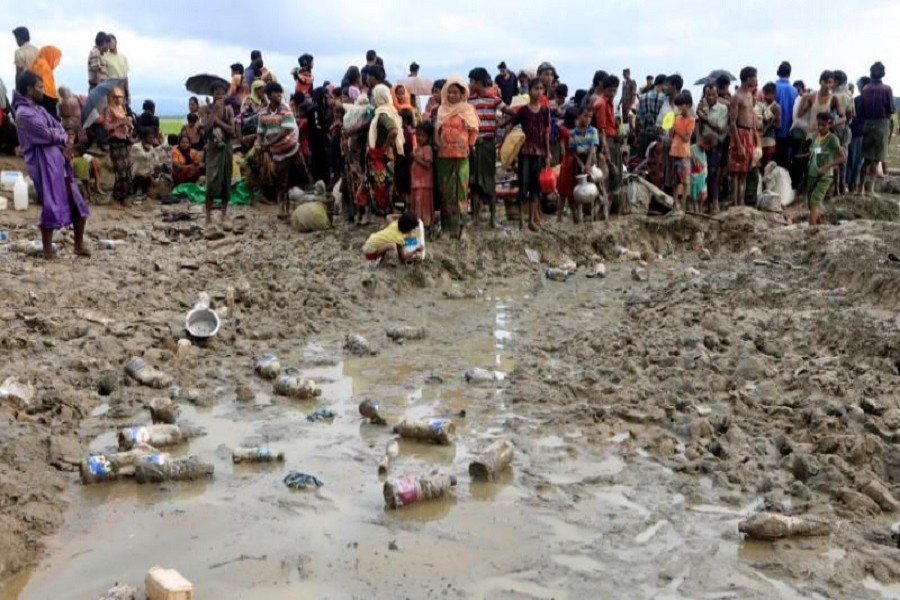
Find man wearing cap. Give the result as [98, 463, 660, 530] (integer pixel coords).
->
[495, 62, 516, 106]
[12, 27, 39, 76]
[774, 61, 797, 170]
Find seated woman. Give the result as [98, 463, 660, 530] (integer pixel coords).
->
[171, 135, 202, 184]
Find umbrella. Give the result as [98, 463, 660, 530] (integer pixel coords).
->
[81, 78, 126, 128]
[397, 75, 434, 96]
[694, 70, 737, 86]
[185, 74, 229, 96]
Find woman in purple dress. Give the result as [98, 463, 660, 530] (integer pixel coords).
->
[12, 71, 90, 259]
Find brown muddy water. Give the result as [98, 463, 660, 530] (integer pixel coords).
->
[0, 277, 874, 599]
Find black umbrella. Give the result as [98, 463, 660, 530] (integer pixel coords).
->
[81, 78, 126, 128]
[185, 74, 229, 96]
[694, 70, 737, 86]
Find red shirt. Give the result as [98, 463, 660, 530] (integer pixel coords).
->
[594, 95, 616, 137]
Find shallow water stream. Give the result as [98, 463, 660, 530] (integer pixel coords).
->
[3, 279, 848, 599]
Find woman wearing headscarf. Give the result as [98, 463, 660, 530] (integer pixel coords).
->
[435, 76, 479, 238]
[238, 79, 266, 145]
[362, 84, 403, 221]
[30, 46, 62, 119]
[422, 79, 445, 125]
[102, 87, 133, 207]
[392, 83, 414, 115]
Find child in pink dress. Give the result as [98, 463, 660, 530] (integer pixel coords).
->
[410, 121, 435, 233]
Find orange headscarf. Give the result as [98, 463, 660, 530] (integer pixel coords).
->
[435, 75, 479, 133]
[392, 83, 413, 114]
[30, 46, 62, 100]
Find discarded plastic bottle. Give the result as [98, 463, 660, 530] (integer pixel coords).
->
[386, 326, 428, 342]
[134, 455, 214, 484]
[125, 357, 173, 389]
[545, 268, 572, 282]
[98, 239, 117, 250]
[469, 440, 515, 481]
[393, 418, 455, 445]
[359, 399, 387, 425]
[383, 473, 458, 509]
[378, 439, 400, 475]
[254, 354, 282, 380]
[232, 445, 285, 464]
[118, 424, 190, 451]
[273, 374, 320, 399]
[80, 445, 167, 484]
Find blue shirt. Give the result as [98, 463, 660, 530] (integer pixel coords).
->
[775, 77, 797, 138]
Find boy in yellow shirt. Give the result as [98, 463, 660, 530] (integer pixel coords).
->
[362, 212, 422, 264]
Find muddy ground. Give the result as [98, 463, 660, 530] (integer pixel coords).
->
[0, 156, 899, 598]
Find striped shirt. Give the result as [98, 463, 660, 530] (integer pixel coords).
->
[568, 126, 599, 155]
[257, 103, 299, 161]
[468, 94, 503, 140]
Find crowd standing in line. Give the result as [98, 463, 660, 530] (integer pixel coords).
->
[2, 24, 898, 261]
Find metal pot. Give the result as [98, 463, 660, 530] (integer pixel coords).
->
[573, 174, 600, 205]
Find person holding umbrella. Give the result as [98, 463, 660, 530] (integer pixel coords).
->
[202, 81, 236, 224]
[12, 71, 90, 259]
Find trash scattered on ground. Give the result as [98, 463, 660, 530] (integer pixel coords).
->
[97, 582, 137, 600]
[359, 399, 387, 425]
[468, 439, 515, 481]
[118, 424, 201, 450]
[148, 397, 178, 425]
[273, 373, 320, 399]
[378, 439, 400, 475]
[80, 445, 163, 484]
[125, 357, 173, 389]
[254, 354, 282, 380]
[738, 512, 832, 541]
[386, 326, 428, 343]
[283, 472, 324, 489]
[545, 267, 573, 282]
[232, 445, 285, 464]
[393, 418, 455, 445]
[465, 368, 505, 384]
[524, 248, 541, 264]
[384, 473, 457, 509]
[631, 267, 649, 282]
[585, 263, 606, 278]
[306, 408, 336, 422]
[145, 566, 193, 600]
[135, 455, 214, 484]
[343, 333, 377, 356]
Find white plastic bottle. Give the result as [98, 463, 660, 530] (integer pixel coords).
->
[13, 179, 28, 210]
[0, 195, 8, 210]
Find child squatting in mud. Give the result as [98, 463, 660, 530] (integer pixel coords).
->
[361, 210, 423, 265]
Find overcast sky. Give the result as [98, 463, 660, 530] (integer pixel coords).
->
[1, 0, 897, 116]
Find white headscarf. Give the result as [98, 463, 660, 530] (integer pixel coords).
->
[368, 84, 404, 155]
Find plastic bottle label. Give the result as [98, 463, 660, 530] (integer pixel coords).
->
[145, 454, 166, 466]
[257, 445, 270, 459]
[89, 456, 111, 478]
[429, 419, 444, 433]
[130, 426, 150, 444]
[395, 477, 420, 506]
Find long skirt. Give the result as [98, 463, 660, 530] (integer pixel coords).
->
[861, 118, 890, 163]
[108, 138, 132, 202]
[365, 147, 394, 214]
[205, 141, 233, 203]
[436, 157, 469, 216]
[410, 187, 435, 226]
[469, 138, 496, 201]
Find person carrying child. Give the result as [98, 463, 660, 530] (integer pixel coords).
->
[410, 121, 435, 233]
[361, 211, 423, 266]
[806, 112, 845, 227]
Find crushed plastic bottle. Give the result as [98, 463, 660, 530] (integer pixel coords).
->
[232, 445, 285, 464]
[383, 473, 457, 509]
[393, 418, 455, 445]
[254, 354, 282, 380]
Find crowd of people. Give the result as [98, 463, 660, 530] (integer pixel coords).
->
[3, 24, 898, 260]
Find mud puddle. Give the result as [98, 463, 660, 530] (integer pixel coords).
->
[4, 280, 843, 599]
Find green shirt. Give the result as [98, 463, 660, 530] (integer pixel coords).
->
[72, 156, 91, 182]
[808, 132, 839, 178]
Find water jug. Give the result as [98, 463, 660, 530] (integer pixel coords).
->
[13, 179, 28, 210]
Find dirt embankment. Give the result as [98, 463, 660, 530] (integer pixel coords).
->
[0, 185, 899, 593]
